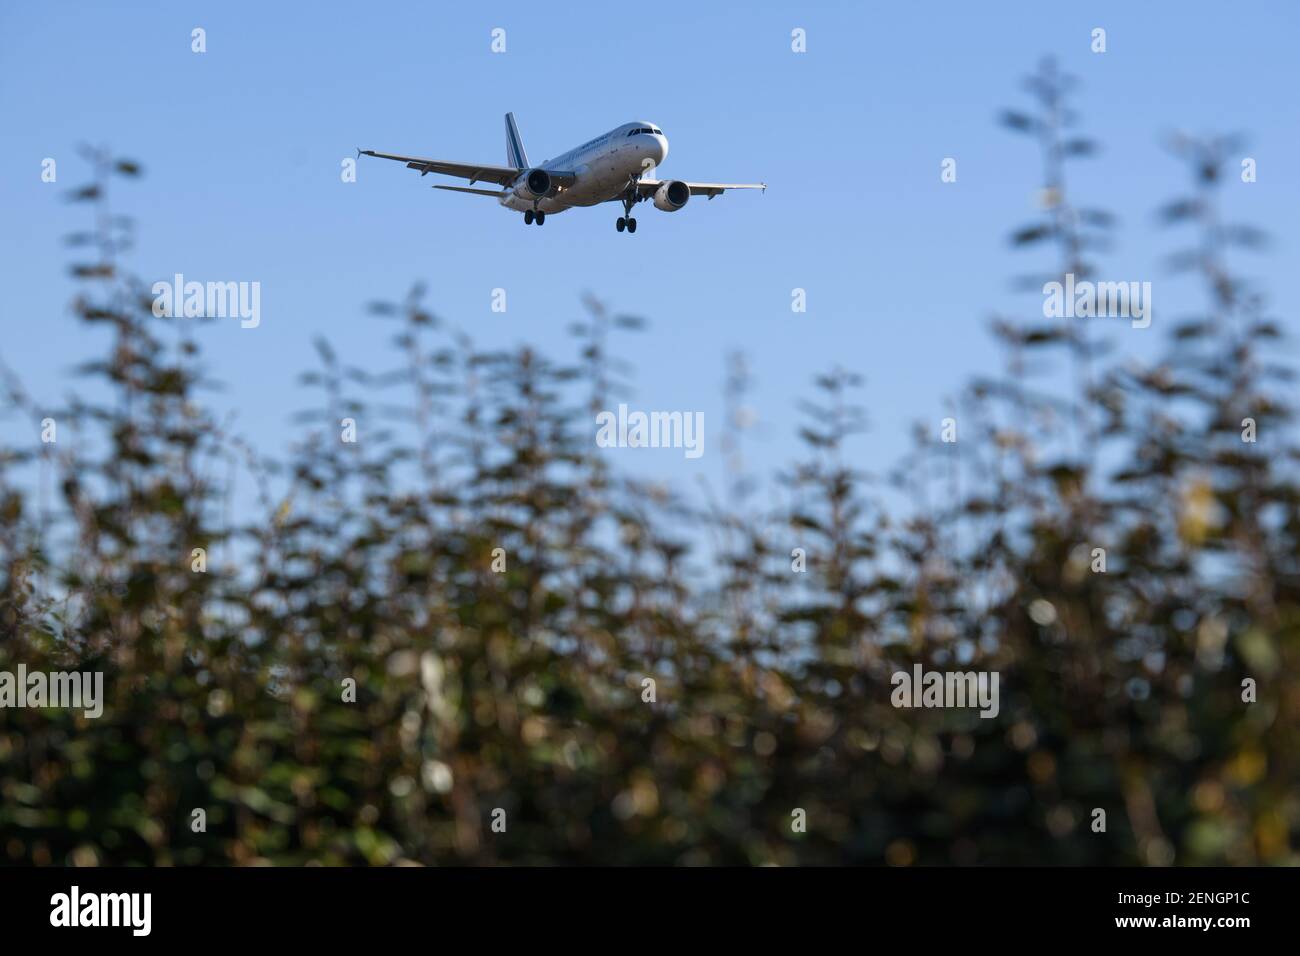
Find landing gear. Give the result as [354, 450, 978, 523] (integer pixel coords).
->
[524, 210, 534, 225]
[616, 187, 640, 235]
[524, 210, 545, 225]
[535, 211, 545, 225]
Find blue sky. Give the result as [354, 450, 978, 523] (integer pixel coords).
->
[2, 0, 1296, 513]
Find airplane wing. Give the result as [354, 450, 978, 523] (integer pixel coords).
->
[359, 149, 576, 188]
[433, 184, 504, 197]
[635, 178, 767, 200]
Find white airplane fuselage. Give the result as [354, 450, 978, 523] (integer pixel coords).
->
[360, 114, 763, 232]
[500, 121, 669, 215]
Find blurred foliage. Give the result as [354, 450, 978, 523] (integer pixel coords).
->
[2, 64, 1298, 865]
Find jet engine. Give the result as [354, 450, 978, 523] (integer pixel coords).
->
[652, 180, 690, 212]
[513, 168, 552, 200]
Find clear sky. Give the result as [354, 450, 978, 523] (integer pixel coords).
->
[2, 1, 1297, 512]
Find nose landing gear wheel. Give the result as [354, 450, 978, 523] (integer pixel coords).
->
[535, 211, 545, 225]
[617, 184, 642, 234]
[524, 210, 534, 225]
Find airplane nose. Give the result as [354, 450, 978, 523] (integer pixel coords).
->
[656, 135, 669, 164]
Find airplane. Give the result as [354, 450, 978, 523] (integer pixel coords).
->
[360, 113, 765, 234]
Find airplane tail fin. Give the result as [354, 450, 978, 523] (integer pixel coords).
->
[504, 112, 530, 170]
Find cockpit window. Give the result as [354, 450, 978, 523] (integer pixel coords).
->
[651, 128, 663, 135]
[627, 127, 661, 136]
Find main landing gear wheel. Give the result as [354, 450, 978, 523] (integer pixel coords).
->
[524, 210, 534, 225]
[626, 218, 637, 233]
[535, 211, 545, 225]
[616, 217, 626, 232]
